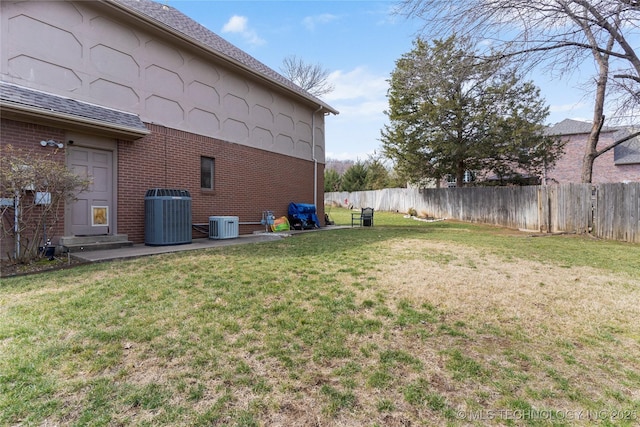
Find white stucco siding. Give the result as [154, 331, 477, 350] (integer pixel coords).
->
[0, 0, 327, 162]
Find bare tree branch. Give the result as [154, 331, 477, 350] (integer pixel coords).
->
[613, 73, 640, 83]
[398, 0, 640, 103]
[596, 129, 640, 156]
[279, 55, 335, 98]
[398, 0, 640, 182]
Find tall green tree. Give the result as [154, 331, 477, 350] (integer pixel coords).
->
[381, 36, 562, 187]
[324, 168, 341, 192]
[364, 152, 394, 190]
[341, 161, 369, 192]
[398, 0, 640, 183]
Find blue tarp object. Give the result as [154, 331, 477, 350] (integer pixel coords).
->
[288, 202, 320, 229]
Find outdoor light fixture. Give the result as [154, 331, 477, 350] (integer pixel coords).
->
[40, 139, 64, 148]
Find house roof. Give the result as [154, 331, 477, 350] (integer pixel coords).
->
[546, 118, 640, 165]
[613, 127, 640, 165]
[109, 0, 338, 115]
[545, 118, 615, 136]
[0, 81, 150, 138]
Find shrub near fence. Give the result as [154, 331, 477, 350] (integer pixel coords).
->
[326, 183, 640, 243]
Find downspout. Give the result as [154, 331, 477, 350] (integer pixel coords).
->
[312, 105, 324, 209]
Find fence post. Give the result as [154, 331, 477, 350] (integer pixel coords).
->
[590, 184, 597, 235]
[537, 187, 547, 233]
[325, 184, 639, 243]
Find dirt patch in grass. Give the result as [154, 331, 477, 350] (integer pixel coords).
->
[378, 239, 640, 340]
[371, 239, 640, 419]
[0, 254, 86, 277]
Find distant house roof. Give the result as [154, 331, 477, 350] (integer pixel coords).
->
[109, 0, 338, 115]
[613, 127, 640, 165]
[545, 118, 615, 136]
[546, 118, 640, 165]
[0, 81, 150, 138]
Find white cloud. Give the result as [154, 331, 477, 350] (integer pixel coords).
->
[222, 15, 247, 33]
[547, 100, 592, 124]
[302, 13, 338, 31]
[221, 15, 265, 47]
[337, 100, 388, 117]
[323, 66, 391, 161]
[325, 67, 388, 102]
[550, 101, 588, 113]
[370, 4, 404, 26]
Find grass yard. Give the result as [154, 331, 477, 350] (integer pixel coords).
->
[1, 207, 639, 426]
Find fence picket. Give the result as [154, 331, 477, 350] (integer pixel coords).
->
[326, 183, 640, 243]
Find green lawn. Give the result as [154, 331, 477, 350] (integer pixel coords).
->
[2, 208, 639, 426]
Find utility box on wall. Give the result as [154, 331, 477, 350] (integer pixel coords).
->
[209, 216, 239, 240]
[145, 189, 192, 246]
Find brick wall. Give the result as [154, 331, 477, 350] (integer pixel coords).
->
[0, 119, 67, 257]
[118, 124, 324, 243]
[2, 119, 325, 251]
[547, 132, 640, 184]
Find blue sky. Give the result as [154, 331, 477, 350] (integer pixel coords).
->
[170, 0, 596, 161]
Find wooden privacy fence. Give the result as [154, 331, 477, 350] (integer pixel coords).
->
[325, 183, 640, 243]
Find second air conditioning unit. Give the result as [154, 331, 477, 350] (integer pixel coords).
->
[209, 216, 239, 240]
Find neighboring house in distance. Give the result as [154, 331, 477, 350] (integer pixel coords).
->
[544, 119, 640, 184]
[0, 0, 337, 257]
[433, 118, 640, 188]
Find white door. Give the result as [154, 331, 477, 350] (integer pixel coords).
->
[68, 147, 113, 236]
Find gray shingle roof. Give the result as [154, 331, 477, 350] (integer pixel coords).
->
[545, 118, 614, 136]
[0, 82, 148, 133]
[613, 127, 640, 165]
[545, 118, 640, 165]
[111, 0, 338, 114]
[0, 81, 149, 134]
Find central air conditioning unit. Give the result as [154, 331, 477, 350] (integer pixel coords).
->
[145, 189, 192, 246]
[209, 216, 239, 240]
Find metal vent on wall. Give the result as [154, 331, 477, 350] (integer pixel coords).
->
[209, 216, 239, 240]
[145, 189, 192, 246]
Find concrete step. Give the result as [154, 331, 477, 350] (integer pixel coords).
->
[60, 234, 134, 253]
